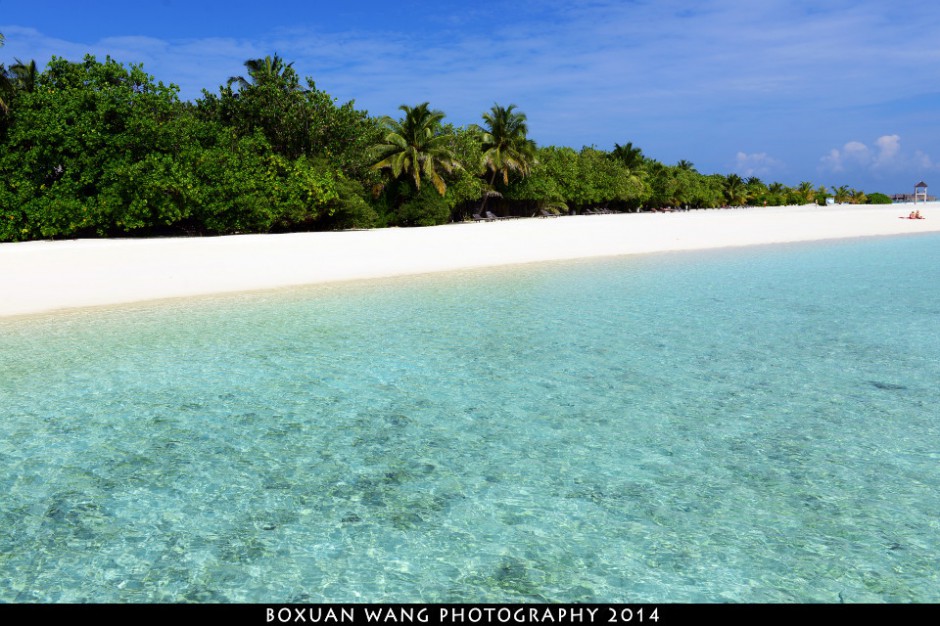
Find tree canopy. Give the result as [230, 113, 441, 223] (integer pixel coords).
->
[0, 52, 888, 242]
[476, 103, 537, 186]
[371, 102, 460, 196]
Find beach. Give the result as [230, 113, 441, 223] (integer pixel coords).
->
[4, 203, 940, 603]
[2, 203, 938, 318]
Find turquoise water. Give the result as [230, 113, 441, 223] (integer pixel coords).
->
[1, 234, 939, 603]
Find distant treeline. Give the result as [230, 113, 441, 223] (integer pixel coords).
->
[0, 52, 893, 242]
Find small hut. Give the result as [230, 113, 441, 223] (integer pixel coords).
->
[914, 181, 928, 203]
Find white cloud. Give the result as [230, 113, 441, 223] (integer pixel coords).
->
[820, 148, 844, 172]
[820, 135, 909, 172]
[843, 141, 872, 166]
[6, 2, 940, 189]
[873, 134, 901, 168]
[914, 150, 935, 170]
[819, 134, 940, 188]
[735, 151, 782, 177]
[821, 141, 873, 173]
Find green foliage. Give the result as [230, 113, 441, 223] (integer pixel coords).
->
[302, 82, 383, 177]
[9, 58, 38, 93]
[502, 159, 566, 208]
[745, 177, 768, 205]
[319, 176, 379, 230]
[531, 147, 580, 203]
[849, 188, 867, 204]
[204, 55, 308, 159]
[796, 181, 815, 204]
[183, 134, 338, 234]
[392, 183, 452, 227]
[575, 147, 646, 207]
[609, 142, 646, 170]
[831, 185, 851, 204]
[438, 125, 485, 215]
[0, 56, 342, 241]
[504, 145, 647, 213]
[694, 174, 727, 208]
[0, 66, 12, 118]
[724, 174, 747, 206]
[0, 48, 897, 241]
[867, 192, 892, 204]
[475, 103, 537, 187]
[0, 55, 186, 239]
[371, 102, 460, 196]
[645, 161, 679, 207]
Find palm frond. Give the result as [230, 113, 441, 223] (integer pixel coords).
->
[369, 102, 458, 195]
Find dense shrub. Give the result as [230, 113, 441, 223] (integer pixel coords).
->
[867, 192, 893, 205]
[0, 56, 343, 239]
[317, 176, 379, 230]
[392, 184, 452, 227]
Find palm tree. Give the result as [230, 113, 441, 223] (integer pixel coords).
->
[745, 176, 768, 206]
[831, 185, 851, 204]
[797, 181, 815, 204]
[724, 174, 747, 206]
[765, 182, 785, 206]
[0, 34, 15, 117]
[0, 58, 37, 116]
[371, 102, 460, 196]
[9, 58, 37, 93]
[676, 159, 695, 171]
[227, 54, 297, 91]
[0, 32, 7, 113]
[475, 103, 537, 185]
[0, 66, 11, 115]
[471, 104, 536, 212]
[610, 142, 645, 170]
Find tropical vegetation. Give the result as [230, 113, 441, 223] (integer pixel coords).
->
[372, 102, 459, 195]
[0, 49, 899, 242]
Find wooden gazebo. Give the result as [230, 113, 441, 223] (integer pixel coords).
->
[914, 181, 928, 203]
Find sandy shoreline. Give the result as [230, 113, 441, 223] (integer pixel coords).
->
[2, 203, 938, 318]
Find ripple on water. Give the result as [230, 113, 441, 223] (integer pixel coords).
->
[1, 234, 939, 602]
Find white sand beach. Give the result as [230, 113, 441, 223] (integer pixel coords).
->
[1, 203, 938, 318]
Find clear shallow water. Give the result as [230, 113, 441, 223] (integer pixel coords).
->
[1, 234, 939, 603]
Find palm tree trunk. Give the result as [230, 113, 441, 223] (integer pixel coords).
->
[480, 170, 498, 213]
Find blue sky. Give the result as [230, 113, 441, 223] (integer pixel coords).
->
[2, 0, 939, 193]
